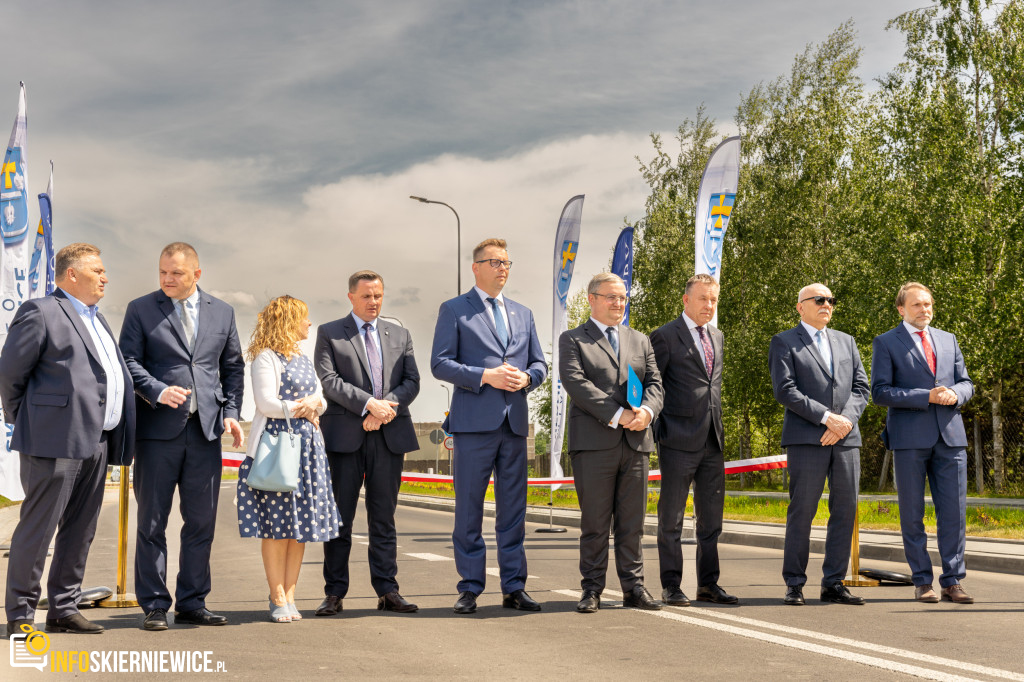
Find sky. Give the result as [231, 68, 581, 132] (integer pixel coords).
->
[6, 0, 925, 423]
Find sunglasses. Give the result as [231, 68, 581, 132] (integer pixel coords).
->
[800, 296, 837, 306]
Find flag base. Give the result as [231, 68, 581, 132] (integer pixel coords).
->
[97, 592, 140, 608]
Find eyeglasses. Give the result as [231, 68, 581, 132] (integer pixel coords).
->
[800, 296, 837, 306]
[475, 259, 513, 270]
[592, 293, 629, 304]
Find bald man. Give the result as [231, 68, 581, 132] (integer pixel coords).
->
[768, 283, 869, 606]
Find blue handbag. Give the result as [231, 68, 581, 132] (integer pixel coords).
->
[245, 401, 301, 492]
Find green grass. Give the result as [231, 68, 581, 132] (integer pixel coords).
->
[0, 495, 16, 510]
[399, 482, 1024, 539]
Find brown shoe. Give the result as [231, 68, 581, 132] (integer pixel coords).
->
[941, 584, 974, 604]
[914, 585, 939, 603]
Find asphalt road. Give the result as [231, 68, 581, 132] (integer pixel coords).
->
[3, 483, 1024, 681]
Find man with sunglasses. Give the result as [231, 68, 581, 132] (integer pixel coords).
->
[769, 283, 869, 606]
[430, 238, 546, 614]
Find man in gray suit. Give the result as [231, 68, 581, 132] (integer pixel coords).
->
[769, 283, 870, 606]
[559, 273, 663, 613]
[651, 273, 736, 606]
[1, 243, 135, 637]
[313, 270, 420, 616]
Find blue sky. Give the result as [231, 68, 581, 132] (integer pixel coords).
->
[7, 0, 923, 421]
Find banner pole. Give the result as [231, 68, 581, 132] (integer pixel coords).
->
[842, 501, 879, 588]
[98, 466, 139, 607]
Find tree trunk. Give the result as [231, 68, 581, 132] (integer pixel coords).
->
[742, 404, 752, 459]
[992, 379, 1004, 493]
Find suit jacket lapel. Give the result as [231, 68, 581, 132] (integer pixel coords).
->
[710, 324, 724, 382]
[827, 329, 844, 384]
[615, 324, 630, 384]
[158, 293, 190, 351]
[895, 324, 932, 374]
[469, 291, 505, 349]
[379, 321, 396, 389]
[797, 325, 832, 378]
[344, 316, 373, 385]
[192, 289, 211, 355]
[585, 319, 618, 367]
[54, 290, 103, 366]
[675, 319, 707, 378]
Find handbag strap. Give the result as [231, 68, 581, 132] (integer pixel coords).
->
[280, 400, 293, 433]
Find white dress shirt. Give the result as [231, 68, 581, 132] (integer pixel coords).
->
[590, 318, 654, 429]
[353, 312, 383, 415]
[800, 320, 833, 426]
[61, 289, 124, 431]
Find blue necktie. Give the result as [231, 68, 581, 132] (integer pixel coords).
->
[488, 297, 508, 347]
[606, 326, 619, 357]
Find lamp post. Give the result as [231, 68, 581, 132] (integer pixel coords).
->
[410, 196, 461, 295]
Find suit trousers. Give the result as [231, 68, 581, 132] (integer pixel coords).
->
[572, 439, 649, 593]
[782, 445, 860, 587]
[657, 436, 724, 589]
[451, 417, 528, 595]
[893, 442, 967, 587]
[5, 436, 108, 621]
[134, 414, 223, 613]
[323, 431, 404, 598]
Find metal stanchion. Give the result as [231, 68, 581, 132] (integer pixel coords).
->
[98, 465, 139, 607]
[842, 508, 879, 587]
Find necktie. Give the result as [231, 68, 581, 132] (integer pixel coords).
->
[696, 326, 714, 377]
[178, 300, 197, 412]
[363, 323, 384, 399]
[915, 330, 936, 374]
[815, 329, 833, 374]
[606, 326, 619, 357]
[487, 297, 509, 347]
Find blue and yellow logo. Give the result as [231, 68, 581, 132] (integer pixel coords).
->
[700, 193, 735, 277]
[0, 148, 29, 245]
[556, 240, 578, 304]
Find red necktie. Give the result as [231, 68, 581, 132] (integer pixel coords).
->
[697, 326, 714, 377]
[915, 330, 936, 374]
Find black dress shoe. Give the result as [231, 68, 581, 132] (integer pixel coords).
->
[143, 608, 169, 631]
[6, 619, 34, 639]
[378, 591, 418, 613]
[784, 586, 805, 606]
[662, 586, 691, 607]
[623, 585, 662, 610]
[45, 613, 104, 634]
[576, 590, 601, 613]
[696, 583, 739, 604]
[453, 591, 478, 614]
[820, 582, 865, 605]
[502, 589, 542, 612]
[315, 595, 343, 616]
[174, 608, 228, 626]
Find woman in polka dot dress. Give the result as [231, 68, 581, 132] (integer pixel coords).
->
[237, 295, 340, 623]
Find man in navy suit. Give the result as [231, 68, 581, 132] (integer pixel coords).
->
[871, 282, 974, 604]
[313, 270, 420, 616]
[431, 238, 546, 614]
[1, 243, 135, 637]
[769, 283, 869, 606]
[119, 242, 245, 630]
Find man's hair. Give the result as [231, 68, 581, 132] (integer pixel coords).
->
[685, 273, 719, 295]
[895, 282, 932, 308]
[55, 243, 101, 281]
[473, 238, 508, 261]
[348, 270, 384, 293]
[587, 272, 624, 295]
[160, 241, 200, 266]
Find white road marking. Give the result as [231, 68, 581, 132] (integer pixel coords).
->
[405, 552, 453, 562]
[555, 589, 1010, 682]
[486, 568, 538, 580]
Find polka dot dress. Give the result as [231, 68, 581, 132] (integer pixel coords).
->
[237, 352, 341, 542]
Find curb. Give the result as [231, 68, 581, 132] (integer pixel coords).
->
[397, 493, 1024, 577]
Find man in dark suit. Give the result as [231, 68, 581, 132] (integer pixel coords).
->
[769, 283, 870, 606]
[430, 238, 546, 614]
[1, 243, 135, 637]
[559, 273, 663, 613]
[312, 270, 420, 616]
[650, 273, 736, 606]
[871, 282, 974, 604]
[119, 242, 245, 630]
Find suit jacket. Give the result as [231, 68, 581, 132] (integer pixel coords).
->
[650, 316, 724, 452]
[0, 289, 135, 465]
[558, 320, 663, 453]
[314, 315, 420, 454]
[871, 324, 973, 450]
[769, 325, 869, 448]
[119, 288, 245, 442]
[430, 290, 546, 436]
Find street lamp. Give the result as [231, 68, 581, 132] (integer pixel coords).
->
[410, 195, 461, 295]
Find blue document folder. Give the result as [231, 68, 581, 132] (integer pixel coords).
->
[627, 365, 643, 408]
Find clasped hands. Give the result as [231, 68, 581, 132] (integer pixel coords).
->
[482, 362, 530, 392]
[929, 386, 958, 406]
[363, 398, 399, 432]
[618, 407, 652, 432]
[820, 413, 853, 446]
